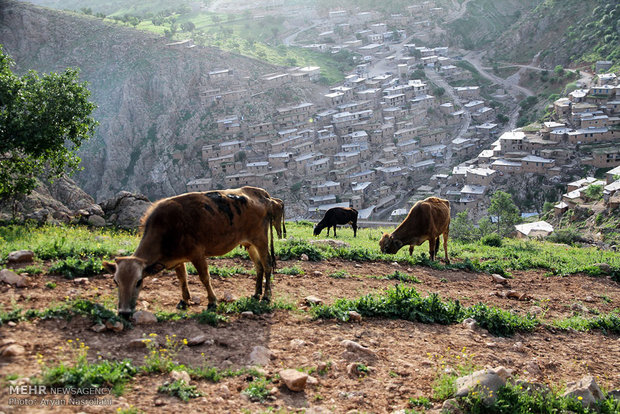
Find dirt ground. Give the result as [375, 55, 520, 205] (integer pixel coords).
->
[1, 257, 619, 413]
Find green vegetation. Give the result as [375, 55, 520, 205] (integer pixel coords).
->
[49, 256, 103, 279]
[217, 296, 295, 315]
[242, 377, 272, 402]
[460, 381, 620, 413]
[37, 338, 137, 395]
[0, 298, 125, 327]
[0, 46, 97, 202]
[310, 285, 539, 337]
[158, 379, 202, 402]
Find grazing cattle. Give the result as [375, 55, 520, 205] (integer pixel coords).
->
[379, 197, 450, 263]
[103, 186, 284, 318]
[313, 207, 358, 237]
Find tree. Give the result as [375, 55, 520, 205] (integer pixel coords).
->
[487, 190, 521, 236]
[450, 210, 477, 242]
[0, 46, 97, 202]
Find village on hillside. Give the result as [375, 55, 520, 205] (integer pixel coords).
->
[180, 2, 619, 223]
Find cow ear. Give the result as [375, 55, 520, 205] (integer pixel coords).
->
[102, 261, 117, 274]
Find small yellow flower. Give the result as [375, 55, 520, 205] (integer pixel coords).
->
[67, 339, 73, 343]
[578, 396, 583, 401]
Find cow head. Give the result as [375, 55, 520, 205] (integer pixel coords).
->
[379, 233, 403, 254]
[313, 224, 322, 236]
[103, 257, 146, 319]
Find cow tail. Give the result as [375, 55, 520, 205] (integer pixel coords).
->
[282, 206, 287, 238]
[269, 216, 277, 270]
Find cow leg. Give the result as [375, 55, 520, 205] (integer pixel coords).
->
[352, 223, 357, 237]
[428, 238, 436, 261]
[409, 245, 414, 256]
[326, 227, 330, 237]
[174, 264, 191, 310]
[191, 257, 218, 310]
[443, 231, 450, 264]
[247, 245, 265, 300]
[333, 226, 337, 238]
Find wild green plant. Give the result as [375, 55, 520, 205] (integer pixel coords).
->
[552, 311, 620, 334]
[158, 379, 202, 402]
[141, 333, 187, 374]
[45, 281, 57, 289]
[217, 296, 294, 315]
[36, 338, 137, 395]
[328, 270, 350, 279]
[382, 270, 421, 283]
[408, 396, 432, 409]
[460, 381, 620, 414]
[464, 303, 539, 337]
[276, 237, 324, 261]
[276, 265, 305, 275]
[22, 265, 44, 275]
[49, 256, 102, 279]
[116, 406, 142, 414]
[430, 347, 477, 401]
[242, 377, 271, 402]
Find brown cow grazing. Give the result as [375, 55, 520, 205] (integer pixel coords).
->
[313, 207, 358, 237]
[379, 197, 450, 263]
[103, 186, 284, 318]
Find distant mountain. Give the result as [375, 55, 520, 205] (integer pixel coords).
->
[0, 0, 325, 202]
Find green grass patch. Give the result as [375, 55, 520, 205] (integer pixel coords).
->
[36, 339, 137, 396]
[461, 381, 620, 414]
[49, 256, 103, 279]
[217, 297, 294, 315]
[158, 379, 202, 402]
[551, 311, 620, 335]
[311, 285, 539, 337]
[242, 377, 272, 402]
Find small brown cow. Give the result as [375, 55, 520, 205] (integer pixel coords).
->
[103, 186, 284, 318]
[379, 197, 450, 263]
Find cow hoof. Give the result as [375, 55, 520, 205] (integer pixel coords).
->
[260, 296, 271, 303]
[252, 294, 261, 301]
[176, 300, 188, 310]
[207, 302, 217, 311]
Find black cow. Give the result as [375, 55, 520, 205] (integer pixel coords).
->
[313, 207, 358, 237]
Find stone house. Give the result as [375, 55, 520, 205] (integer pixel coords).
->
[520, 155, 556, 174]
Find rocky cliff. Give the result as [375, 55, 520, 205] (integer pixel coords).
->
[0, 0, 325, 202]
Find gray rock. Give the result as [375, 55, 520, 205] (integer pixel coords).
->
[279, 369, 308, 391]
[455, 367, 513, 404]
[300, 254, 309, 261]
[220, 291, 237, 302]
[249, 345, 273, 366]
[127, 339, 149, 349]
[514, 380, 551, 396]
[563, 376, 604, 408]
[100, 192, 151, 230]
[305, 296, 323, 306]
[0, 269, 28, 288]
[441, 398, 462, 414]
[105, 320, 124, 332]
[87, 215, 106, 227]
[491, 273, 508, 285]
[1, 344, 25, 357]
[187, 334, 212, 347]
[341, 340, 376, 358]
[170, 370, 191, 384]
[594, 263, 611, 274]
[290, 339, 306, 349]
[241, 311, 255, 319]
[91, 324, 107, 333]
[7, 250, 34, 264]
[348, 311, 362, 322]
[462, 318, 478, 330]
[132, 310, 158, 324]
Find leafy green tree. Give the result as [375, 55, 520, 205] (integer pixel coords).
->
[488, 190, 521, 236]
[450, 210, 476, 242]
[0, 46, 97, 202]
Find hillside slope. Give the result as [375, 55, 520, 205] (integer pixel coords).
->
[488, 0, 619, 69]
[0, 1, 326, 201]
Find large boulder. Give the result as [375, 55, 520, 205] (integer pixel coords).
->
[0, 175, 102, 224]
[100, 191, 151, 229]
[455, 367, 513, 404]
[562, 376, 604, 408]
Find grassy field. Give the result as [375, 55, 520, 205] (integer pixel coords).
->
[1, 222, 618, 279]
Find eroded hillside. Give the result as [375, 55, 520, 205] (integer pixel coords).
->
[0, 0, 327, 202]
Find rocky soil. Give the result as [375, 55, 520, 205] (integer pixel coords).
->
[1, 256, 619, 413]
